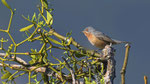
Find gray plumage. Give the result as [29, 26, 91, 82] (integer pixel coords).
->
[84, 26, 129, 44]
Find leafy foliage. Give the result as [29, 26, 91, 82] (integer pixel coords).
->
[0, 0, 106, 84]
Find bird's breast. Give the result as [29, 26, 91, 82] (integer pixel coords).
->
[88, 34, 107, 49]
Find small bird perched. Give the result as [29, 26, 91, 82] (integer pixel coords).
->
[82, 26, 129, 49]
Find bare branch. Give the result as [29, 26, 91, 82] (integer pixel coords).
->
[0, 53, 27, 65]
[0, 63, 46, 72]
[120, 43, 131, 84]
[62, 57, 76, 84]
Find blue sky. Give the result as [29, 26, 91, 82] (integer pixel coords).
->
[0, 0, 150, 84]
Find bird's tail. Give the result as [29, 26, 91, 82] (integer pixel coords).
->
[112, 39, 131, 44]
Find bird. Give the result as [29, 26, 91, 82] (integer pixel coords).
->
[82, 26, 129, 49]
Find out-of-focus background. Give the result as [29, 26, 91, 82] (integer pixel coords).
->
[0, 0, 150, 84]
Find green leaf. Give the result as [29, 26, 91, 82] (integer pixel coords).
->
[31, 74, 37, 78]
[92, 81, 96, 84]
[84, 77, 90, 84]
[28, 15, 30, 20]
[31, 49, 35, 52]
[31, 13, 36, 21]
[7, 44, 13, 52]
[30, 49, 37, 59]
[46, 11, 53, 26]
[37, 13, 41, 22]
[43, 0, 48, 9]
[38, 21, 44, 27]
[66, 37, 72, 46]
[66, 31, 72, 37]
[1, 81, 8, 84]
[43, 57, 47, 63]
[49, 8, 54, 12]
[20, 24, 34, 32]
[1, 0, 12, 10]
[1, 72, 11, 80]
[47, 37, 61, 45]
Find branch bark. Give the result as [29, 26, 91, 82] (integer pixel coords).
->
[0, 53, 27, 65]
[102, 45, 116, 84]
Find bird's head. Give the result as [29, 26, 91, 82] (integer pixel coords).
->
[82, 26, 95, 36]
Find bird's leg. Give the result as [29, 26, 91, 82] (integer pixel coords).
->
[109, 43, 112, 47]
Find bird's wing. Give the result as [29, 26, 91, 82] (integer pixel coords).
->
[94, 31, 115, 43]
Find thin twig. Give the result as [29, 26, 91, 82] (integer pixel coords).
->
[120, 43, 131, 84]
[144, 76, 148, 84]
[0, 63, 46, 72]
[0, 53, 27, 65]
[62, 57, 76, 84]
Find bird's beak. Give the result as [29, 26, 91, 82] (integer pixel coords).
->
[82, 31, 85, 33]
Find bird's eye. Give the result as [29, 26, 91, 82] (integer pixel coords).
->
[85, 28, 88, 31]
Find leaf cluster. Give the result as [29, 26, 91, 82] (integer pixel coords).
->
[0, 0, 105, 84]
